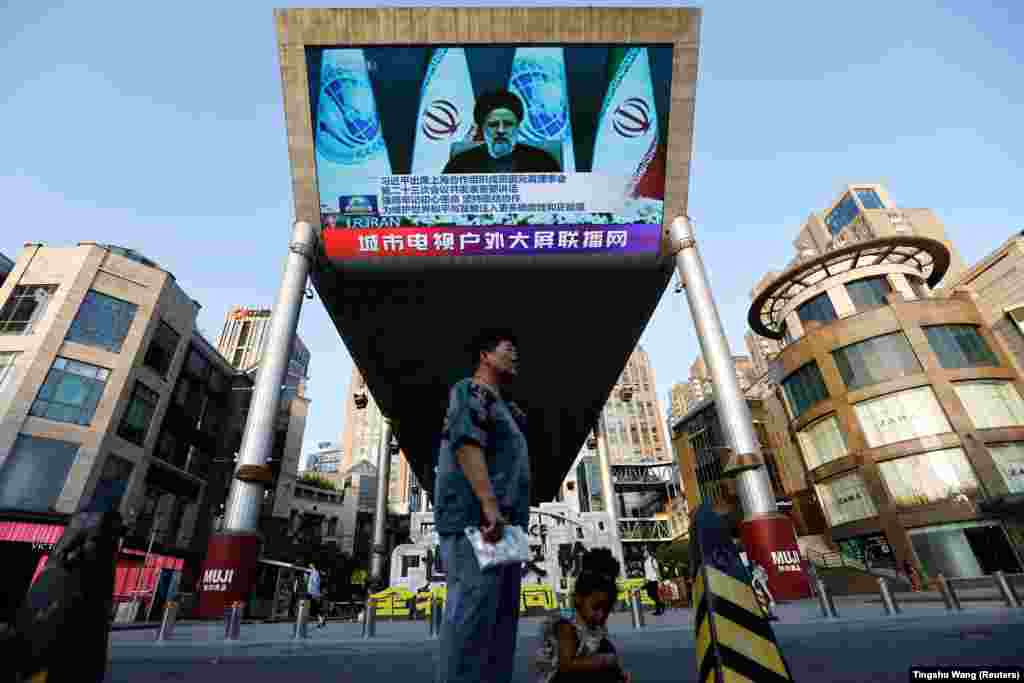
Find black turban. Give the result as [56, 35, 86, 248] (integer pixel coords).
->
[473, 90, 525, 127]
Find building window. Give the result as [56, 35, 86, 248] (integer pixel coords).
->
[845, 276, 891, 311]
[90, 454, 134, 513]
[855, 189, 885, 209]
[65, 290, 138, 353]
[953, 380, 1024, 430]
[988, 443, 1024, 494]
[781, 362, 829, 419]
[879, 448, 982, 509]
[0, 351, 19, 392]
[0, 435, 79, 512]
[797, 292, 838, 327]
[924, 325, 999, 369]
[825, 193, 860, 236]
[832, 332, 922, 391]
[797, 415, 848, 470]
[30, 357, 110, 425]
[0, 285, 57, 335]
[145, 321, 181, 377]
[815, 472, 877, 527]
[118, 381, 160, 446]
[854, 386, 951, 448]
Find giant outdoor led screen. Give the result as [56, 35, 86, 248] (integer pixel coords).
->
[308, 45, 674, 262]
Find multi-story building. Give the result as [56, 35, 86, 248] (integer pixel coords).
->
[939, 231, 1024, 549]
[747, 233, 1024, 579]
[788, 183, 967, 288]
[667, 382, 692, 427]
[304, 441, 343, 475]
[0, 242, 245, 621]
[216, 306, 311, 388]
[0, 253, 13, 288]
[576, 346, 683, 579]
[338, 366, 415, 515]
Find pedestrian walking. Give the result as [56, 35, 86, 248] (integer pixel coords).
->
[289, 572, 302, 619]
[307, 562, 325, 628]
[904, 561, 922, 592]
[644, 580, 665, 616]
[435, 329, 530, 683]
[534, 548, 632, 683]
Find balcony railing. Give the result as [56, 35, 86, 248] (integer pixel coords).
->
[611, 463, 677, 489]
[618, 518, 675, 542]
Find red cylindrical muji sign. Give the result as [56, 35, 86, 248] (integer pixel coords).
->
[197, 533, 261, 619]
[739, 514, 811, 601]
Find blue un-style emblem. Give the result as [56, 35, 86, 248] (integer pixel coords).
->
[316, 64, 386, 166]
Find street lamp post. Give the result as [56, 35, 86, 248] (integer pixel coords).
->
[369, 417, 396, 585]
[668, 217, 810, 600]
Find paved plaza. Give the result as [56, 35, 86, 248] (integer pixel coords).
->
[105, 596, 1024, 682]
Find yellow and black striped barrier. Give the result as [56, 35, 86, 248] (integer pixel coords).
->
[691, 503, 795, 683]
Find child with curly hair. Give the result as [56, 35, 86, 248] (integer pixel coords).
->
[535, 548, 632, 683]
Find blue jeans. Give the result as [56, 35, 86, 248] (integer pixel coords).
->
[438, 534, 523, 683]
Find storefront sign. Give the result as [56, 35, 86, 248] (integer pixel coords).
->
[739, 515, 811, 600]
[197, 533, 261, 618]
[770, 550, 803, 573]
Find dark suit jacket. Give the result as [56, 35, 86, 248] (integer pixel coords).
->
[442, 143, 561, 174]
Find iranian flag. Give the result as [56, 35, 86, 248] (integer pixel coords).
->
[508, 47, 576, 172]
[591, 48, 663, 199]
[314, 49, 391, 208]
[411, 48, 477, 174]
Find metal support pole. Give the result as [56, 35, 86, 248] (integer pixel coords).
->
[431, 596, 442, 639]
[878, 578, 900, 616]
[815, 580, 837, 619]
[155, 601, 179, 642]
[224, 601, 243, 640]
[630, 589, 645, 630]
[668, 217, 776, 517]
[293, 599, 309, 639]
[362, 597, 377, 639]
[936, 574, 961, 611]
[993, 571, 1021, 608]
[222, 221, 317, 532]
[595, 419, 624, 570]
[369, 418, 395, 583]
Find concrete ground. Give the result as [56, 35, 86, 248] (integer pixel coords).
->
[104, 597, 1024, 682]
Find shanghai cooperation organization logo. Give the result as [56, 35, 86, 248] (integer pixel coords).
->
[509, 57, 569, 144]
[317, 65, 387, 166]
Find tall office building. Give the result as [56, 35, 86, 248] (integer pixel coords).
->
[338, 366, 415, 515]
[216, 306, 311, 390]
[666, 382, 692, 428]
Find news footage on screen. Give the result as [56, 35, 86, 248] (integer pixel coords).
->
[309, 45, 673, 258]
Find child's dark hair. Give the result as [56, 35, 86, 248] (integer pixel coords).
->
[573, 548, 620, 602]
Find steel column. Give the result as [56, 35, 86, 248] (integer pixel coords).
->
[369, 417, 395, 582]
[595, 419, 624, 570]
[222, 221, 317, 532]
[668, 217, 776, 517]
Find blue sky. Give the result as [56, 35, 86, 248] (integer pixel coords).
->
[3, 1, 1022, 460]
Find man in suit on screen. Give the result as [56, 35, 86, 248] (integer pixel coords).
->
[442, 90, 561, 175]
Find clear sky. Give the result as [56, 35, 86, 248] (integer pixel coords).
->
[3, 1, 1022, 463]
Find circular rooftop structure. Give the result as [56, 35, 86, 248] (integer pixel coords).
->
[748, 236, 950, 340]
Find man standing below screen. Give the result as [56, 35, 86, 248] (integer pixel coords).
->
[435, 329, 530, 683]
[442, 90, 561, 174]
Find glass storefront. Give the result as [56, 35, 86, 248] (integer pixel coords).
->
[988, 442, 1024, 494]
[837, 532, 896, 569]
[816, 472, 877, 527]
[954, 380, 1024, 431]
[878, 448, 983, 509]
[854, 386, 952, 448]
[910, 521, 1022, 579]
[797, 415, 848, 470]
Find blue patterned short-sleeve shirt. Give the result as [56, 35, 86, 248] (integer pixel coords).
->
[434, 378, 530, 536]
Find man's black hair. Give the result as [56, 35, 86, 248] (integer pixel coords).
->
[474, 90, 525, 128]
[573, 548, 620, 604]
[470, 327, 519, 368]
